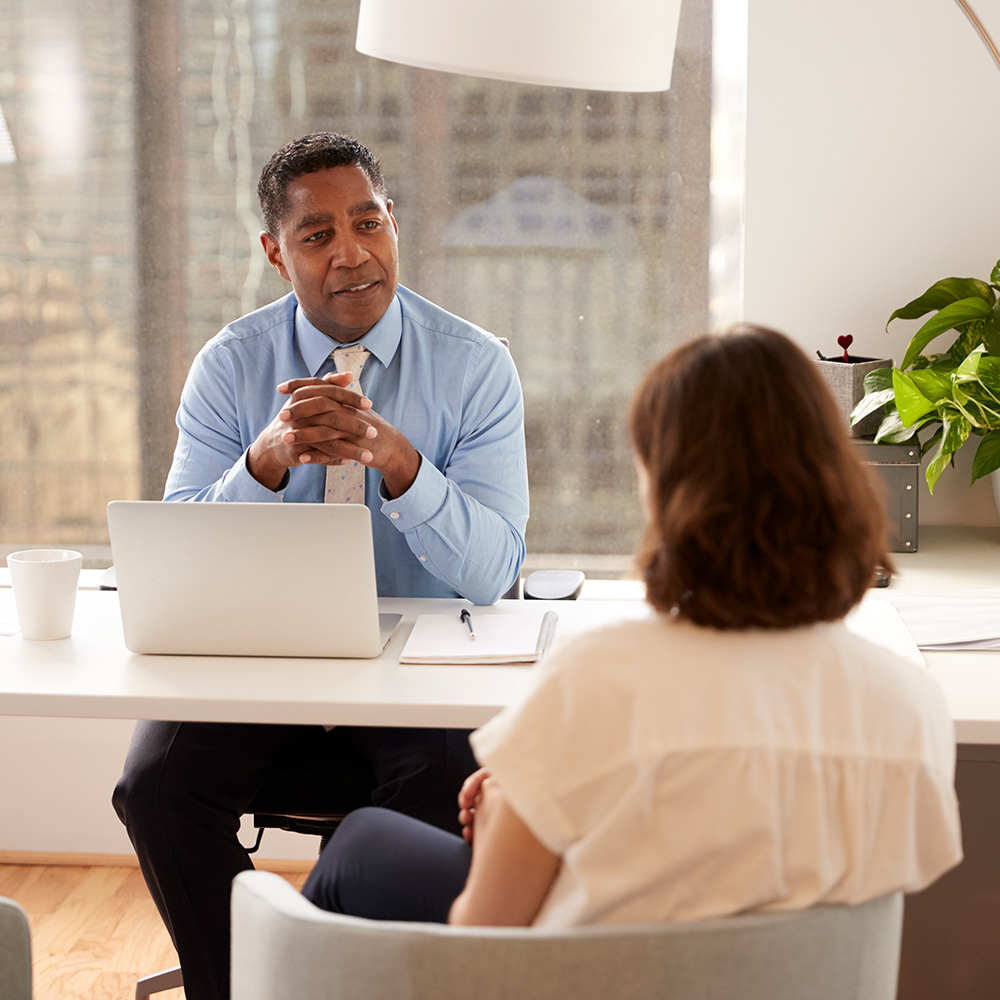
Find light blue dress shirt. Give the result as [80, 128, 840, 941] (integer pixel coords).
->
[164, 285, 528, 604]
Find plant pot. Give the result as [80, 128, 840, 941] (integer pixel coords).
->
[815, 355, 892, 438]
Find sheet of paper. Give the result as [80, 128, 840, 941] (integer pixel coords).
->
[888, 588, 1000, 650]
[845, 598, 925, 668]
[400, 610, 557, 664]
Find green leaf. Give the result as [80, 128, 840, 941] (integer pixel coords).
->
[975, 355, 1000, 376]
[892, 369, 937, 426]
[954, 344, 986, 381]
[862, 367, 894, 393]
[973, 368, 1000, 406]
[984, 298, 1000, 357]
[938, 321, 988, 368]
[919, 425, 943, 458]
[942, 409, 972, 464]
[965, 388, 1000, 430]
[923, 437, 949, 493]
[906, 367, 953, 401]
[874, 407, 929, 444]
[954, 359, 1000, 428]
[901, 298, 995, 369]
[971, 430, 1000, 484]
[991, 259, 1000, 286]
[888, 277, 996, 327]
[953, 384, 971, 412]
[925, 411, 972, 493]
[850, 387, 895, 426]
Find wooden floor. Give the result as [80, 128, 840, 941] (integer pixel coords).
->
[0, 860, 309, 1000]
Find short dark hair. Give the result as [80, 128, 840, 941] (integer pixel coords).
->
[628, 325, 892, 630]
[257, 132, 387, 236]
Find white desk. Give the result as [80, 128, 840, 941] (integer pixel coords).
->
[4, 525, 1000, 740]
[863, 526, 1000, 744]
[0, 592, 651, 728]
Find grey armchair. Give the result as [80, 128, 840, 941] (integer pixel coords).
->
[230, 870, 904, 1000]
[0, 896, 32, 1000]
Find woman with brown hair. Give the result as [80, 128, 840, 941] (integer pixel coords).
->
[302, 325, 962, 927]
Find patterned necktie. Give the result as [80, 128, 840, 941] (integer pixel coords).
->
[324, 345, 371, 504]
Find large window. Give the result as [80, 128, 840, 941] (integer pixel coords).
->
[0, 0, 745, 573]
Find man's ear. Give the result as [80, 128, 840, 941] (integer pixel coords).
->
[386, 200, 399, 236]
[260, 231, 290, 281]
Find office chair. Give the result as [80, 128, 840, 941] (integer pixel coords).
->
[232, 871, 905, 1000]
[0, 896, 32, 1000]
[134, 568, 584, 999]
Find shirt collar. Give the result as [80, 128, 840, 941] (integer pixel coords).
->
[294, 293, 403, 376]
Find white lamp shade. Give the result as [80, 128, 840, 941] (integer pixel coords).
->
[356, 0, 683, 93]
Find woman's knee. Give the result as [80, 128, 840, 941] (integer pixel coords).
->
[302, 807, 471, 921]
[301, 808, 381, 911]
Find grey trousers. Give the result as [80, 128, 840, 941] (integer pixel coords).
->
[302, 806, 473, 922]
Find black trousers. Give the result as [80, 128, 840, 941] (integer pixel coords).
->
[302, 806, 473, 922]
[112, 721, 476, 1000]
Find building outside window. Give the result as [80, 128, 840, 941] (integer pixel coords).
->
[0, 0, 745, 575]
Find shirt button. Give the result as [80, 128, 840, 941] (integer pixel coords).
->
[390, 512, 400, 520]
[419, 555, 427, 562]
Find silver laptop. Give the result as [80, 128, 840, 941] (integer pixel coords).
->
[106, 501, 400, 657]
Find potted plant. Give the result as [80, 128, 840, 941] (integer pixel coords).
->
[850, 258, 1000, 492]
[815, 334, 892, 438]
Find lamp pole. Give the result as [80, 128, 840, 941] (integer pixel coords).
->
[954, 0, 1000, 74]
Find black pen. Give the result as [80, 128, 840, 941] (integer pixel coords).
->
[460, 608, 477, 640]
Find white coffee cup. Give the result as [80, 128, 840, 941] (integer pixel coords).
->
[6, 549, 83, 640]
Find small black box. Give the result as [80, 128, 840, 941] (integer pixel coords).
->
[853, 440, 920, 552]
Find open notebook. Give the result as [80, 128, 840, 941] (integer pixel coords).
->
[400, 609, 558, 664]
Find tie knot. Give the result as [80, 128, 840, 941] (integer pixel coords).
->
[331, 345, 370, 376]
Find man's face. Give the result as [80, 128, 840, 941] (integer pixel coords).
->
[260, 165, 399, 343]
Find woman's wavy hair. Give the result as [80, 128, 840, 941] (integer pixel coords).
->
[628, 325, 893, 629]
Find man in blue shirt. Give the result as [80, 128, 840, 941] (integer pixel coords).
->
[113, 133, 528, 1000]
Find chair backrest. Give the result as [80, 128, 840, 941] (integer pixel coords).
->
[0, 896, 32, 1000]
[230, 870, 903, 1000]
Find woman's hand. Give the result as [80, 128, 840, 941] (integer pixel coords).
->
[457, 767, 491, 844]
[448, 775, 560, 926]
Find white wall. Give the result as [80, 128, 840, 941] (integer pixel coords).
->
[0, 717, 135, 855]
[0, 716, 318, 861]
[745, 0, 1000, 525]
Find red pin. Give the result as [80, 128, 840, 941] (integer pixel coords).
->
[837, 334, 853, 363]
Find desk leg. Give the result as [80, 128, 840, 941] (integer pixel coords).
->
[898, 745, 1000, 1000]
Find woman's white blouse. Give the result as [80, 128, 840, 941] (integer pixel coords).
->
[470, 614, 962, 927]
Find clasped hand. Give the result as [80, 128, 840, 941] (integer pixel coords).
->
[247, 371, 421, 498]
[276, 371, 377, 469]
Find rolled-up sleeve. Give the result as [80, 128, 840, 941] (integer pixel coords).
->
[163, 344, 287, 503]
[378, 338, 528, 605]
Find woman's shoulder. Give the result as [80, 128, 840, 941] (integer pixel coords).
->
[544, 612, 944, 713]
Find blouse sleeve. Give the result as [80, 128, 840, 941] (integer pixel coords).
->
[469, 628, 637, 854]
